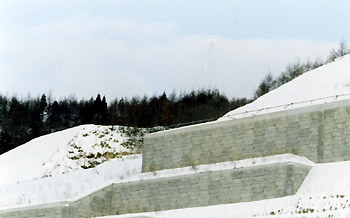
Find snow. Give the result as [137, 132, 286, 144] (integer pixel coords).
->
[4, 55, 350, 217]
[298, 161, 350, 195]
[0, 155, 142, 210]
[0, 124, 138, 186]
[0, 124, 147, 210]
[0, 125, 85, 186]
[219, 55, 350, 121]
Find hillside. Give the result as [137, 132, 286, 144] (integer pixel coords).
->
[0, 124, 146, 209]
[3, 55, 350, 217]
[0, 124, 145, 187]
[219, 54, 350, 121]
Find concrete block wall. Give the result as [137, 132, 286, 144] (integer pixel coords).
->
[0, 162, 311, 218]
[0, 202, 72, 218]
[69, 185, 114, 218]
[143, 99, 350, 172]
[109, 162, 311, 215]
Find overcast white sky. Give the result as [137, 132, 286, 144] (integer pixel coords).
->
[0, 0, 349, 101]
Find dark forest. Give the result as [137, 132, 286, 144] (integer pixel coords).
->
[0, 89, 249, 154]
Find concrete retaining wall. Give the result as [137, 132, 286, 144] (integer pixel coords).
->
[70, 185, 114, 218]
[0, 162, 311, 218]
[109, 162, 311, 215]
[143, 100, 350, 172]
[0, 202, 72, 218]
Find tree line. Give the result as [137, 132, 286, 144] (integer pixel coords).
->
[0, 89, 249, 154]
[1, 41, 349, 155]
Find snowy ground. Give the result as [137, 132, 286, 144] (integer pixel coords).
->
[0, 155, 142, 210]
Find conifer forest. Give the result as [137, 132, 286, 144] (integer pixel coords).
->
[0, 89, 249, 154]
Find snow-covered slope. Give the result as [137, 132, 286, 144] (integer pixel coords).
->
[219, 55, 350, 121]
[0, 155, 142, 210]
[0, 124, 141, 187]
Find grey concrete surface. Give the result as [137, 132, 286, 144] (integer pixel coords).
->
[143, 99, 350, 172]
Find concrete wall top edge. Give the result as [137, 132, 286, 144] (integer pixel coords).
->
[145, 98, 350, 138]
[117, 161, 312, 186]
[0, 201, 71, 213]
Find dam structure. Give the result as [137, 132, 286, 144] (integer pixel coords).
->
[2, 99, 350, 218]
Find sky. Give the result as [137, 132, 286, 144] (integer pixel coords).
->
[0, 0, 349, 101]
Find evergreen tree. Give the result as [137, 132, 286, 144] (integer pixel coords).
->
[328, 40, 350, 62]
[254, 73, 274, 99]
[0, 130, 13, 154]
[48, 101, 61, 132]
[159, 92, 173, 126]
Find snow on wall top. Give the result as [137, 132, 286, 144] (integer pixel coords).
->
[219, 55, 350, 121]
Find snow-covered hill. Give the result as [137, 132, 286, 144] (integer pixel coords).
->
[219, 54, 350, 121]
[0, 124, 148, 209]
[0, 124, 145, 186]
